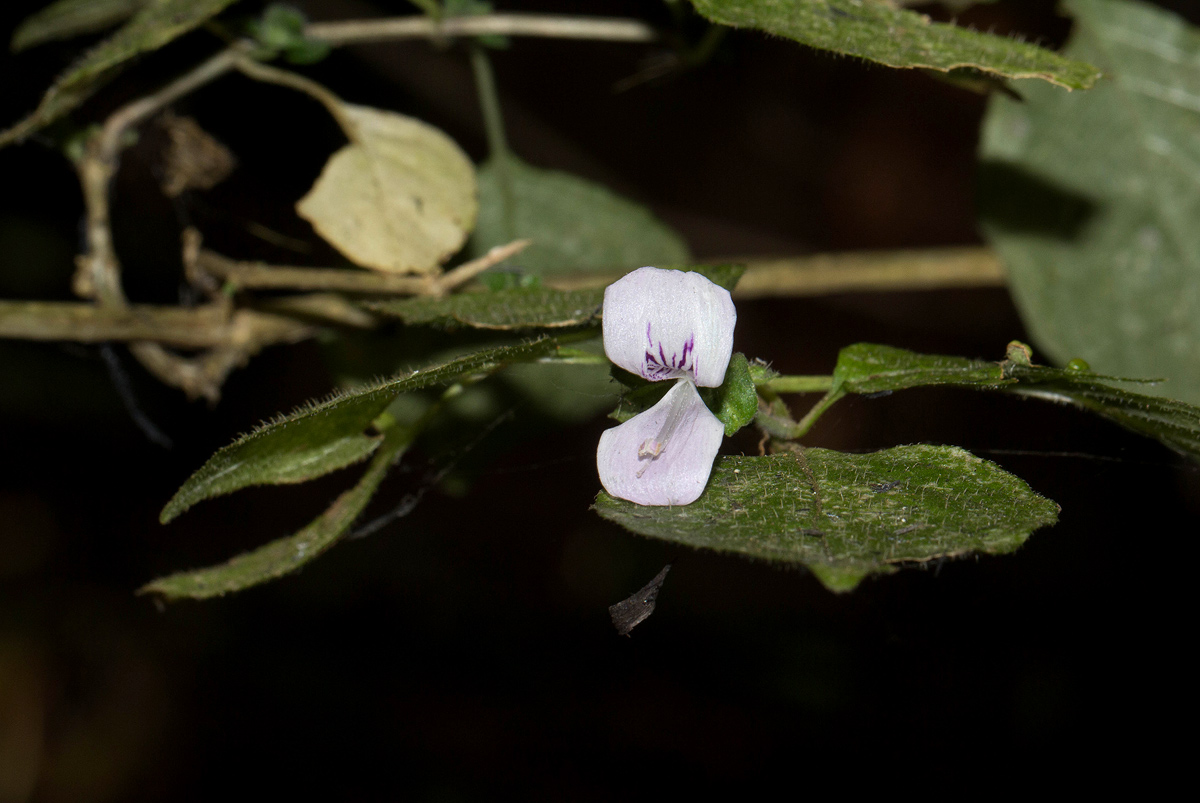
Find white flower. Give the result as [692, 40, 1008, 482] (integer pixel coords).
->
[597, 267, 736, 505]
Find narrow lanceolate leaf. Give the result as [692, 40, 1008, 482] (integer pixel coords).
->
[143, 422, 412, 601]
[367, 286, 604, 330]
[367, 265, 743, 332]
[1, 0, 240, 147]
[469, 156, 690, 277]
[833, 342, 1009, 393]
[830, 342, 1200, 461]
[11, 0, 146, 52]
[594, 447, 1059, 593]
[297, 104, 478, 275]
[688, 0, 1101, 90]
[161, 338, 554, 522]
[1001, 356, 1200, 461]
[980, 0, 1200, 405]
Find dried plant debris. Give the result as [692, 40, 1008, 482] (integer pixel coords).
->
[159, 113, 235, 197]
[609, 564, 671, 637]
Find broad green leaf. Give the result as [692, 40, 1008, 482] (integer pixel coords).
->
[833, 342, 1009, 393]
[469, 156, 690, 276]
[1, 0, 240, 147]
[297, 104, 478, 275]
[367, 286, 604, 330]
[979, 0, 1200, 404]
[688, 0, 1100, 90]
[161, 337, 554, 522]
[11, 0, 146, 52]
[594, 446, 1059, 592]
[143, 422, 412, 600]
[700, 353, 758, 436]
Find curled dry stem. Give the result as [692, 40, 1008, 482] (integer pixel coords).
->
[69, 45, 317, 401]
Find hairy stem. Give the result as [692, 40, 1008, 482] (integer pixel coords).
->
[760, 375, 835, 394]
[792, 388, 847, 439]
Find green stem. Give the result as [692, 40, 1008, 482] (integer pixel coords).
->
[470, 44, 516, 241]
[792, 388, 846, 439]
[760, 375, 835, 394]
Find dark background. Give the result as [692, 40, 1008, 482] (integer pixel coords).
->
[1, 1, 1195, 798]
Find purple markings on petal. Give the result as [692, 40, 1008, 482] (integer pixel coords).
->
[603, 267, 736, 388]
[597, 379, 724, 506]
[642, 324, 698, 381]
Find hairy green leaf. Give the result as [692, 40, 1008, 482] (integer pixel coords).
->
[1, 0, 240, 147]
[833, 342, 1009, 393]
[161, 338, 555, 522]
[469, 156, 690, 276]
[367, 286, 604, 330]
[143, 422, 413, 600]
[1002, 355, 1200, 461]
[688, 0, 1100, 89]
[369, 264, 743, 332]
[11, 0, 146, 52]
[594, 447, 1059, 592]
[828, 341, 1200, 460]
[980, 0, 1200, 404]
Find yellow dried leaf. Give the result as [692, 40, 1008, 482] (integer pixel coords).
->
[297, 104, 477, 275]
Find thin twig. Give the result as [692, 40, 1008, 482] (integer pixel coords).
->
[543, 247, 1007, 298]
[305, 13, 658, 45]
[255, 293, 378, 328]
[196, 239, 531, 295]
[730, 247, 1006, 298]
[433, 239, 532, 294]
[74, 47, 245, 306]
[100, 345, 174, 448]
[198, 251, 431, 294]
[0, 300, 311, 348]
[232, 55, 359, 138]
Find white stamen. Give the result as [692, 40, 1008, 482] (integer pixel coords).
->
[635, 379, 693, 477]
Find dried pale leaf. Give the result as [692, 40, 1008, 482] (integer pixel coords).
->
[297, 104, 477, 275]
[160, 113, 235, 197]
